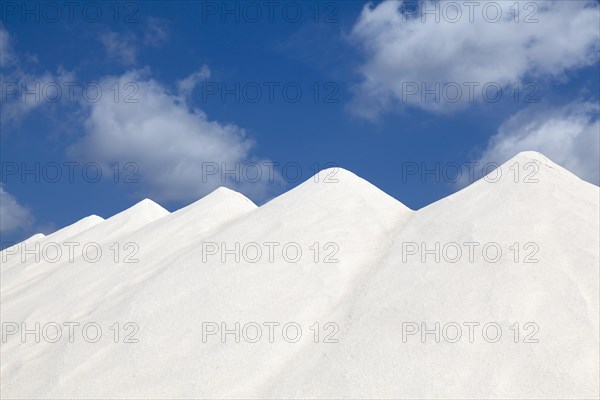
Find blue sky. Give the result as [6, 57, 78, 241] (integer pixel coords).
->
[1, 0, 599, 247]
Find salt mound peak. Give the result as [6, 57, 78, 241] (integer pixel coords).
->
[310, 167, 362, 183]
[78, 214, 104, 224]
[302, 166, 369, 190]
[202, 186, 257, 208]
[133, 186, 258, 243]
[430, 150, 598, 215]
[25, 233, 45, 242]
[299, 166, 412, 210]
[492, 150, 591, 185]
[59, 199, 169, 245]
[210, 186, 239, 195]
[164, 187, 256, 219]
[161, 186, 257, 221]
[257, 165, 411, 216]
[134, 198, 167, 210]
[115, 198, 170, 219]
[507, 151, 562, 171]
[512, 150, 552, 163]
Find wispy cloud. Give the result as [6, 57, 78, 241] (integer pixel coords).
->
[144, 17, 169, 47]
[0, 185, 34, 236]
[100, 31, 138, 66]
[0, 23, 17, 68]
[0, 24, 75, 127]
[176, 65, 211, 97]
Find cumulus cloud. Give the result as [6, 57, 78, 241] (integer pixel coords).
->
[349, 0, 600, 117]
[69, 69, 281, 202]
[2, 25, 278, 202]
[0, 185, 34, 235]
[476, 101, 600, 185]
[100, 31, 137, 66]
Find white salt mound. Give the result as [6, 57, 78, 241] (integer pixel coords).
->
[0, 151, 598, 399]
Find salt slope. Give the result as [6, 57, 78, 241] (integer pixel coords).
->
[5, 186, 259, 323]
[0, 168, 413, 398]
[0, 199, 168, 308]
[69, 199, 170, 246]
[113, 170, 411, 398]
[133, 186, 258, 247]
[97, 186, 259, 290]
[266, 152, 600, 399]
[1, 200, 170, 391]
[0, 188, 255, 308]
[0, 215, 104, 269]
[0, 233, 45, 257]
[1, 200, 163, 274]
[139, 167, 413, 331]
[0, 187, 264, 397]
[18, 233, 45, 245]
[41, 215, 105, 244]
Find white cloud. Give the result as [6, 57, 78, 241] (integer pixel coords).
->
[0, 68, 75, 126]
[0, 25, 74, 126]
[100, 31, 137, 66]
[0, 185, 34, 235]
[349, 0, 600, 117]
[69, 69, 281, 202]
[176, 66, 211, 97]
[101, 19, 168, 65]
[476, 101, 600, 185]
[0, 23, 17, 68]
[1, 26, 279, 202]
[144, 17, 169, 47]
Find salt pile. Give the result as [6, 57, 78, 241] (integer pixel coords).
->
[1, 152, 598, 399]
